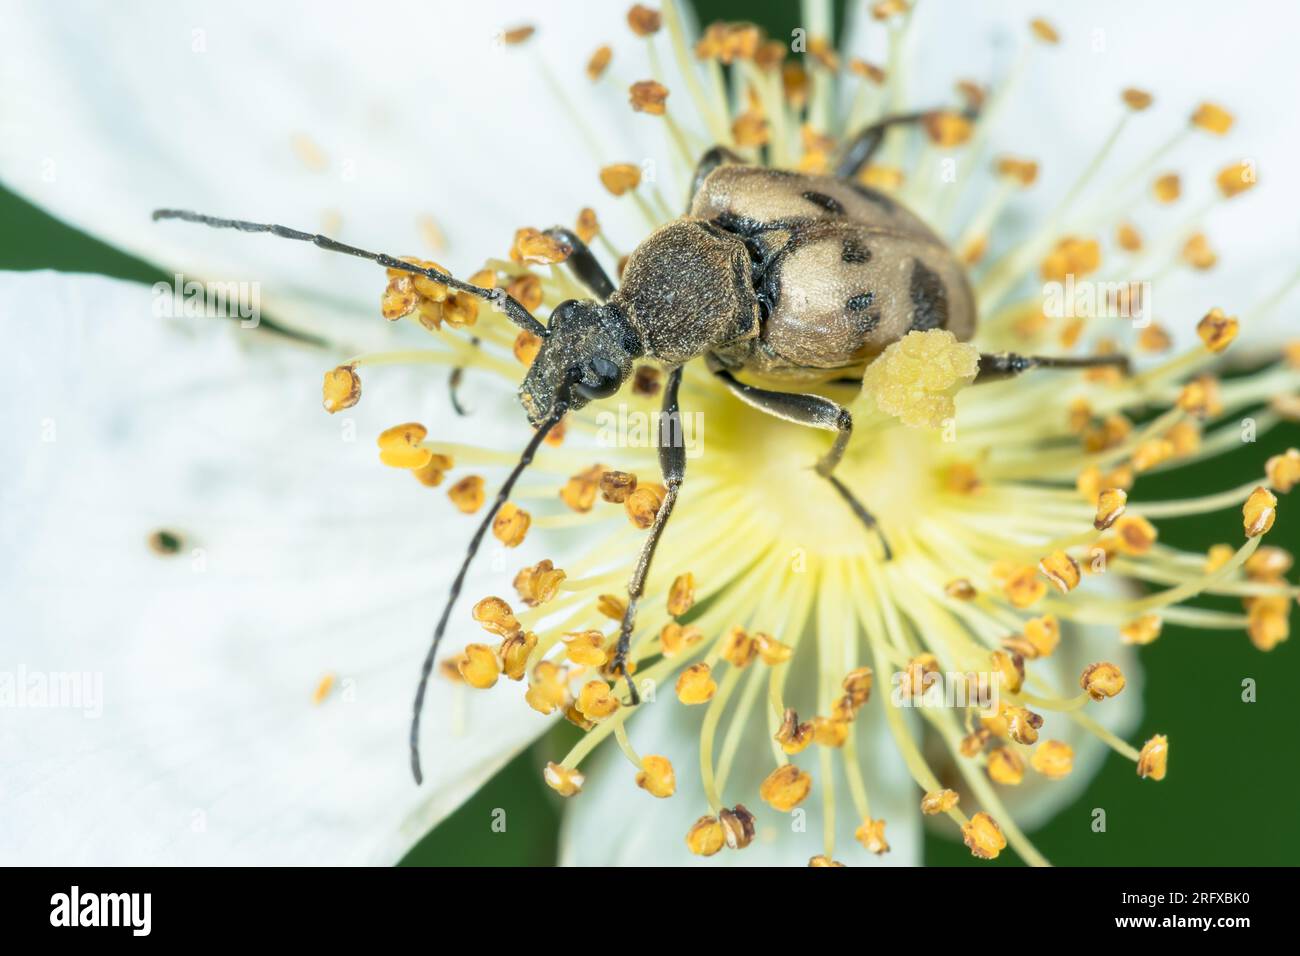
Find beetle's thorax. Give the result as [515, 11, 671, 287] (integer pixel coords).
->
[610, 218, 761, 366]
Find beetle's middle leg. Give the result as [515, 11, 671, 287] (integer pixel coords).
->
[611, 366, 687, 704]
[686, 145, 746, 212]
[707, 358, 892, 560]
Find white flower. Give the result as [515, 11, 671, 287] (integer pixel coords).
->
[1, 0, 1296, 867]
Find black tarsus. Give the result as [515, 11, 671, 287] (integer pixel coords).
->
[151, 209, 550, 339]
[408, 402, 568, 784]
[976, 351, 1132, 384]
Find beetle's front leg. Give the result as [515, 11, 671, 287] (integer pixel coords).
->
[543, 226, 616, 301]
[611, 365, 686, 704]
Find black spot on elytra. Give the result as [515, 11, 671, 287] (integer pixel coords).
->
[841, 236, 871, 264]
[846, 291, 881, 332]
[907, 259, 949, 331]
[801, 190, 844, 215]
[846, 291, 875, 311]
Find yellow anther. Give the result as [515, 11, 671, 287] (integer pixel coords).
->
[753, 632, 793, 665]
[1092, 487, 1128, 531]
[376, 422, 431, 470]
[1029, 17, 1059, 43]
[1121, 87, 1153, 111]
[514, 559, 567, 608]
[667, 572, 696, 616]
[1040, 236, 1101, 282]
[457, 643, 501, 689]
[574, 209, 601, 247]
[1116, 221, 1143, 252]
[1121, 614, 1163, 646]
[632, 753, 676, 798]
[849, 58, 886, 84]
[812, 716, 850, 748]
[563, 703, 593, 731]
[1265, 449, 1300, 494]
[996, 156, 1039, 187]
[987, 746, 1025, 785]
[1243, 486, 1278, 537]
[525, 661, 567, 715]
[322, 365, 361, 414]
[596, 594, 627, 621]
[775, 708, 815, 754]
[871, 0, 909, 19]
[923, 110, 973, 148]
[1039, 550, 1082, 593]
[1132, 438, 1176, 472]
[562, 630, 608, 667]
[503, 273, 541, 313]
[625, 482, 667, 528]
[1137, 734, 1169, 780]
[731, 109, 770, 148]
[576, 680, 619, 720]
[1031, 740, 1075, 779]
[1166, 420, 1201, 457]
[472, 596, 521, 638]
[659, 621, 704, 657]
[448, 475, 486, 514]
[1191, 101, 1234, 135]
[501, 24, 534, 45]
[1181, 232, 1217, 270]
[960, 728, 991, 757]
[720, 626, 758, 667]
[412, 453, 453, 488]
[626, 4, 661, 35]
[1006, 705, 1044, 745]
[599, 163, 642, 196]
[899, 654, 940, 701]
[676, 662, 717, 704]
[920, 789, 959, 815]
[492, 502, 531, 548]
[962, 812, 1007, 860]
[499, 631, 537, 681]
[560, 464, 606, 513]
[509, 227, 569, 266]
[841, 667, 874, 709]
[1196, 308, 1239, 352]
[1246, 547, 1293, 581]
[1002, 564, 1048, 608]
[1247, 598, 1289, 651]
[543, 762, 584, 797]
[1152, 172, 1181, 203]
[1205, 543, 1236, 574]
[945, 578, 977, 601]
[859, 164, 904, 190]
[808, 855, 846, 867]
[863, 329, 980, 429]
[586, 45, 612, 81]
[1113, 515, 1157, 555]
[312, 673, 335, 705]
[599, 470, 637, 503]
[511, 329, 543, 367]
[989, 650, 1024, 695]
[629, 79, 669, 115]
[685, 815, 726, 856]
[945, 461, 982, 494]
[855, 818, 890, 854]
[719, 805, 757, 849]
[760, 764, 813, 811]
[1216, 161, 1256, 198]
[1080, 661, 1126, 701]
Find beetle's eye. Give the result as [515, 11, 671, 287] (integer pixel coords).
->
[573, 356, 622, 400]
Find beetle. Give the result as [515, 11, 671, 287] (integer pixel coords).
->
[154, 110, 1128, 784]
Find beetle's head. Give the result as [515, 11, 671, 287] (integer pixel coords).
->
[518, 299, 645, 426]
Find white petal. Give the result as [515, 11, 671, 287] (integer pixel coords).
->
[0, 1, 688, 328]
[558, 682, 921, 867]
[0, 270, 551, 864]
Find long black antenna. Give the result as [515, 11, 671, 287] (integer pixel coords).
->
[151, 209, 549, 339]
[408, 405, 566, 783]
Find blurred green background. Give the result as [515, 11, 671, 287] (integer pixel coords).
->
[3, 0, 1295, 866]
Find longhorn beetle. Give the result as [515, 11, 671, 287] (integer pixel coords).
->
[154, 110, 1129, 784]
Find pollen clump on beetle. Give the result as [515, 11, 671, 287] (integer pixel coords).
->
[862, 329, 980, 428]
[326, 8, 1300, 869]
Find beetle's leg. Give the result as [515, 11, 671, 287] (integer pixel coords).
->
[707, 358, 892, 560]
[687, 145, 746, 212]
[834, 111, 931, 180]
[543, 226, 616, 301]
[611, 366, 687, 704]
[975, 351, 1132, 384]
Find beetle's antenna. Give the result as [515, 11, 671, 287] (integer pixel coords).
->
[151, 209, 550, 340]
[408, 399, 568, 784]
